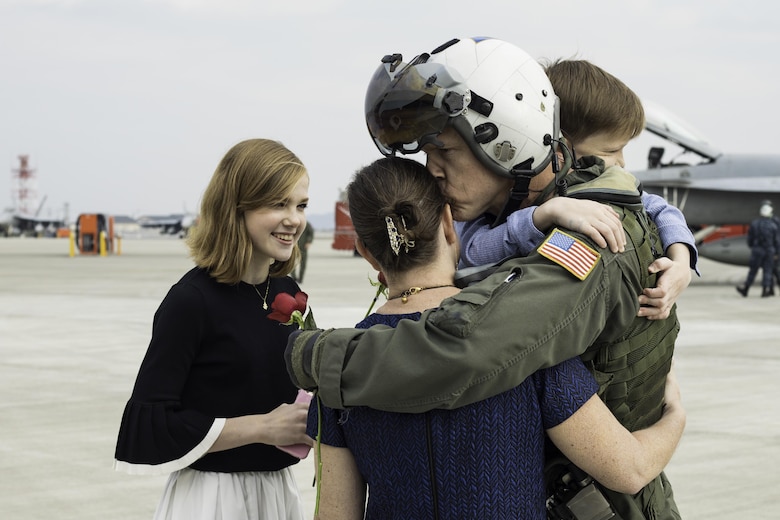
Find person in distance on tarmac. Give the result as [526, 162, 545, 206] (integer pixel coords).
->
[736, 202, 779, 297]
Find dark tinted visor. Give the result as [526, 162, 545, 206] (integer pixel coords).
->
[365, 59, 467, 155]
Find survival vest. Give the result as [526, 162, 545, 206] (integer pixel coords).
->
[548, 160, 682, 520]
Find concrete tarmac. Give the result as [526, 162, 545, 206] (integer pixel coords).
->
[1, 234, 777, 519]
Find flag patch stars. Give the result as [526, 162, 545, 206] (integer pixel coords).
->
[538, 228, 600, 280]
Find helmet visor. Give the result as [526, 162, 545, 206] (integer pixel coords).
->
[365, 57, 469, 155]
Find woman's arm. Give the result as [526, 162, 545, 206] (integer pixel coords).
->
[208, 401, 312, 453]
[314, 444, 366, 520]
[547, 366, 685, 494]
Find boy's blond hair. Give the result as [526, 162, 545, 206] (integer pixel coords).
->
[544, 59, 645, 145]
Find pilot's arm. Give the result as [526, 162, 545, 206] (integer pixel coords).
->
[286, 238, 642, 413]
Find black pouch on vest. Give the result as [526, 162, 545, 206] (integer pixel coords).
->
[546, 463, 618, 520]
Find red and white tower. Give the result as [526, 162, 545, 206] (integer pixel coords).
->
[11, 155, 38, 216]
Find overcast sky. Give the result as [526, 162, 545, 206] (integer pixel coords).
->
[1, 0, 778, 222]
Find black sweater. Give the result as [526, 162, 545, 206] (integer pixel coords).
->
[115, 267, 302, 474]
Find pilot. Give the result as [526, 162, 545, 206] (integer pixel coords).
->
[736, 202, 779, 297]
[288, 36, 685, 519]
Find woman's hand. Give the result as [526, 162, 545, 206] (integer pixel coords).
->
[209, 400, 313, 453]
[258, 401, 314, 447]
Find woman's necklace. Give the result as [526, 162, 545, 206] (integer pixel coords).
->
[252, 279, 271, 310]
[388, 284, 456, 304]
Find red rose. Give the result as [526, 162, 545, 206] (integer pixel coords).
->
[268, 291, 308, 324]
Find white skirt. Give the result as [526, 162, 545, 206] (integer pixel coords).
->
[153, 467, 305, 520]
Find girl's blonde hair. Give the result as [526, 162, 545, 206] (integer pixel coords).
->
[187, 139, 308, 284]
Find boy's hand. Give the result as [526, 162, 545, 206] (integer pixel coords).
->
[638, 249, 692, 320]
[534, 198, 626, 252]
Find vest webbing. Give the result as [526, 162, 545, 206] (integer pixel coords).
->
[580, 206, 679, 431]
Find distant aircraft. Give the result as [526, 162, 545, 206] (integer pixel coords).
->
[632, 101, 780, 266]
[1, 156, 66, 237]
[1, 195, 65, 237]
[136, 213, 196, 238]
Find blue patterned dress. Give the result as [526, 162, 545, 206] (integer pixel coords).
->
[307, 312, 599, 519]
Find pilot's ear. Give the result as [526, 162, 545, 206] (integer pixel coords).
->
[441, 204, 458, 246]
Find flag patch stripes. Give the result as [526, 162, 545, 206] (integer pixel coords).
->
[537, 228, 600, 280]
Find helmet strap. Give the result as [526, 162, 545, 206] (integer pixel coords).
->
[491, 139, 573, 228]
[554, 139, 574, 194]
[534, 140, 574, 204]
[490, 167, 534, 228]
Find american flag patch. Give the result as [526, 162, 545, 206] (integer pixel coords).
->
[537, 228, 600, 280]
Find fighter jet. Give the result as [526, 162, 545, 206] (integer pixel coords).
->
[136, 212, 196, 238]
[1, 156, 66, 237]
[632, 101, 780, 265]
[0, 195, 65, 237]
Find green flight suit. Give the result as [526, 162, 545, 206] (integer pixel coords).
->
[287, 160, 681, 519]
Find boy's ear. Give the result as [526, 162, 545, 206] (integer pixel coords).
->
[355, 239, 383, 272]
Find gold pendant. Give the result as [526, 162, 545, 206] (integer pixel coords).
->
[252, 280, 271, 311]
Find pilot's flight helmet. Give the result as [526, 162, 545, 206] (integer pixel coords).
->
[365, 37, 559, 180]
[760, 203, 773, 218]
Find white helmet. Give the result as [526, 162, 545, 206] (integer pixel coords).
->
[760, 203, 773, 218]
[365, 37, 560, 180]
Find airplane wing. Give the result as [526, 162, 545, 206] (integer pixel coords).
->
[7, 213, 65, 236]
[650, 176, 780, 192]
[637, 153, 780, 192]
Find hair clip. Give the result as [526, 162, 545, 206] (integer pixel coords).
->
[385, 215, 415, 256]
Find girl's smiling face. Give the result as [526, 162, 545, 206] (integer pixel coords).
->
[244, 175, 309, 269]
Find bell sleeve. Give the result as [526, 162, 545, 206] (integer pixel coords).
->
[113, 282, 223, 475]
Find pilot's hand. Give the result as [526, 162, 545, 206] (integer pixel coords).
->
[638, 255, 692, 320]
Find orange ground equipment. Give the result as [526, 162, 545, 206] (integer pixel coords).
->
[75, 214, 114, 255]
[332, 200, 358, 252]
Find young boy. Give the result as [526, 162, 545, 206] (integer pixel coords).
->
[456, 59, 697, 319]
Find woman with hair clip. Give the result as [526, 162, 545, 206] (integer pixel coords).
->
[114, 139, 314, 519]
[308, 156, 685, 519]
